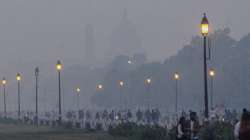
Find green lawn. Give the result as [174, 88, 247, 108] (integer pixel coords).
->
[0, 124, 129, 140]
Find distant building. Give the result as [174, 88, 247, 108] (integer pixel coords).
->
[109, 9, 143, 59]
[85, 24, 95, 66]
[132, 53, 147, 66]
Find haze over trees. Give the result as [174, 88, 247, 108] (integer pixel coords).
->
[92, 28, 250, 111]
[0, 0, 249, 112]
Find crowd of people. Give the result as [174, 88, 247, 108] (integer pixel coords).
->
[1, 107, 250, 140]
[0, 108, 169, 130]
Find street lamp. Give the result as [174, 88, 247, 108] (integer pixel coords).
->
[209, 69, 215, 109]
[145, 78, 151, 85]
[76, 87, 81, 93]
[174, 73, 180, 81]
[201, 13, 210, 119]
[16, 73, 21, 120]
[56, 60, 62, 124]
[35, 67, 39, 126]
[2, 77, 7, 118]
[97, 84, 103, 91]
[173, 72, 180, 116]
[75, 87, 81, 113]
[209, 69, 215, 77]
[119, 81, 124, 87]
[118, 81, 125, 109]
[145, 78, 152, 109]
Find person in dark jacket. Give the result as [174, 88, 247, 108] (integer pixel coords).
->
[188, 112, 200, 140]
[239, 110, 250, 140]
[177, 116, 188, 140]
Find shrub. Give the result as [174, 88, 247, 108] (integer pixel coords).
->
[109, 122, 168, 140]
[85, 122, 91, 130]
[141, 125, 167, 140]
[64, 121, 73, 129]
[199, 121, 234, 140]
[95, 123, 103, 131]
[0, 118, 19, 124]
[75, 122, 81, 128]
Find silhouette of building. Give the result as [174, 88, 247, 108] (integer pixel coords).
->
[109, 10, 143, 59]
[85, 24, 95, 65]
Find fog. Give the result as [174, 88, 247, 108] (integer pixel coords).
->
[0, 0, 249, 111]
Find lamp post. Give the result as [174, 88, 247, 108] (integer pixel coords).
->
[145, 78, 151, 109]
[75, 87, 81, 121]
[209, 69, 215, 109]
[2, 77, 7, 118]
[56, 60, 62, 125]
[201, 13, 210, 119]
[35, 67, 39, 126]
[127, 60, 133, 108]
[16, 73, 21, 120]
[173, 72, 180, 116]
[75, 87, 80, 112]
[118, 81, 124, 109]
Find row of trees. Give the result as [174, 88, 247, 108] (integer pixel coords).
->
[92, 28, 250, 110]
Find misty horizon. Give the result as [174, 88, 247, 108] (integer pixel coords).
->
[0, 0, 249, 112]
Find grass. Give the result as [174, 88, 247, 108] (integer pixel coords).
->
[0, 123, 129, 140]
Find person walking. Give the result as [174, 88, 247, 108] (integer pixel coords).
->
[189, 112, 200, 140]
[177, 116, 188, 140]
[238, 109, 250, 140]
[234, 109, 247, 140]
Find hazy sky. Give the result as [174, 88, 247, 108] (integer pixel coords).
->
[0, 0, 249, 82]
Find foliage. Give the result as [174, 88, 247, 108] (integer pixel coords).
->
[0, 118, 19, 124]
[93, 28, 250, 109]
[64, 121, 74, 129]
[108, 122, 168, 140]
[199, 121, 234, 140]
[95, 122, 103, 131]
[109, 121, 235, 140]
